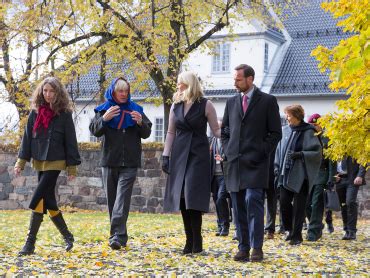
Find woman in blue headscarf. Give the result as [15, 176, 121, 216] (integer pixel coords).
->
[90, 77, 152, 250]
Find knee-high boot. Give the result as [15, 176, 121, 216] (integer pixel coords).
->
[180, 197, 193, 254]
[189, 210, 203, 253]
[50, 212, 74, 251]
[19, 212, 44, 256]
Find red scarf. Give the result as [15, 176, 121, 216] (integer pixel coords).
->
[33, 105, 55, 134]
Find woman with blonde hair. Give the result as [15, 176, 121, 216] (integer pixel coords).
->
[14, 76, 81, 255]
[162, 71, 221, 254]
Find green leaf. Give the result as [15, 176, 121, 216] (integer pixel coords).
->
[345, 57, 364, 72]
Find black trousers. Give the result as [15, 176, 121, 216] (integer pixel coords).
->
[336, 179, 359, 232]
[211, 175, 230, 228]
[29, 170, 61, 214]
[264, 185, 277, 233]
[102, 167, 137, 245]
[280, 181, 309, 241]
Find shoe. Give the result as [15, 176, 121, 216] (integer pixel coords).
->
[233, 250, 249, 262]
[285, 232, 292, 241]
[219, 226, 229, 237]
[215, 225, 222, 236]
[289, 239, 303, 245]
[250, 248, 263, 262]
[109, 240, 122, 250]
[327, 223, 334, 234]
[266, 232, 274, 240]
[306, 231, 322, 242]
[342, 231, 356, 240]
[278, 226, 286, 234]
[182, 238, 193, 254]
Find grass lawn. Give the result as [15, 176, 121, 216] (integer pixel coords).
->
[0, 209, 369, 276]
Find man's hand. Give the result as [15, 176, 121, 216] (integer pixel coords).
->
[214, 154, 223, 162]
[14, 166, 22, 177]
[103, 106, 120, 122]
[131, 111, 143, 126]
[354, 177, 363, 186]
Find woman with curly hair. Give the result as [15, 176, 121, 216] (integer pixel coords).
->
[14, 76, 81, 256]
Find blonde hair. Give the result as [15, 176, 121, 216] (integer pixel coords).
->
[173, 71, 204, 104]
[114, 79, 129, 92]
[32, 76, 71, 114]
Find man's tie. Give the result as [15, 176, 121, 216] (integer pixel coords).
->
[242, 94, 249, 113]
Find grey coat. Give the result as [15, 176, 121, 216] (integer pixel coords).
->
[274, 125, 322, 193]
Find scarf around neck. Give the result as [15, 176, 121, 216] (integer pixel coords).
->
[94, 78, 143, 130]
[33, 104, 55, 134]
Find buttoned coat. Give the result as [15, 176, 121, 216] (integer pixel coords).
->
[221, 88, 282, 192]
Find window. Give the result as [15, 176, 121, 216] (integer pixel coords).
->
[155, 118, 164, 142]
[212, 43, 230, 73]
[264, 43, 269, 72]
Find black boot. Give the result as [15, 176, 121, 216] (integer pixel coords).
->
[19, 212, 44, 256]
[50, 212, 74, 251]
[189, 210, 203, 253]
[180, 199, 193, 254]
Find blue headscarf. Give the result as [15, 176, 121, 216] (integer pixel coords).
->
[94, 78, 143, 130]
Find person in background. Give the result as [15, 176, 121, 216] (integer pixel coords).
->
[305, 113, 336, 241]
[274, 105, 322, 245]
[14, 76, 81, 256]
[162, 71, 221, 254]
[335, 157, 366, 240]
[222, 64, 282, 262]
[89, 77, 152, 250]
[264, 149, 278, 239]
[210, 120, 231, 237]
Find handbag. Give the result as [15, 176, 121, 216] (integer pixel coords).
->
[324, 185, 341, 211]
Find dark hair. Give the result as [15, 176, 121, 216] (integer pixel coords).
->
[284, 105, 305, 121]
[235, 64, 255, 80]
[32, 76, 71, 114]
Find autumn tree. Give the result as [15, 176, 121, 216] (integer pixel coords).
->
[311, 0, 370, 166]
[12, 0, 300, 133]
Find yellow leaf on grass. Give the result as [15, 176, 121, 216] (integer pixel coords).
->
[95, 261, 104, 267]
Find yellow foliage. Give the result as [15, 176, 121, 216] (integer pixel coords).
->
[311, 0, 370, 165]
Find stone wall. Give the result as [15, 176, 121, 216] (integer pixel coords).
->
[0, 148, 166, 213]
[0, 149, 369, 217]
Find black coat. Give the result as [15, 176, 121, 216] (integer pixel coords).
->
[89, 111, 152, 167]
[337, 157, 367, 187]
[221, 88, 282, 192]
[18, 110, 81, 166]
[164, 98, 211, 212]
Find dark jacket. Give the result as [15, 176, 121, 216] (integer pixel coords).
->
[18, 110, 81, 166]
[89, 111, 152, 167]
[313, 134, 336, 186]
[274, 124, 322, 194]
[336, 157, 367, 188]
[221, 88, 282, 191]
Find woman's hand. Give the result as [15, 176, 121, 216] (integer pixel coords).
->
[131, 111, 143, 126]
[103, 106, 120, 122]
[67, 175, 76, 182]
[14, 166, 22, 177]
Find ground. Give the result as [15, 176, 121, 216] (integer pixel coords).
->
[0, 209, 369, 276]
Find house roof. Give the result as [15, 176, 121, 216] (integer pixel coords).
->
[270, 0, 351, 96]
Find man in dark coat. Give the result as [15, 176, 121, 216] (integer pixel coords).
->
[335, 157, 366, 240]
[221, 64, 282, 262]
